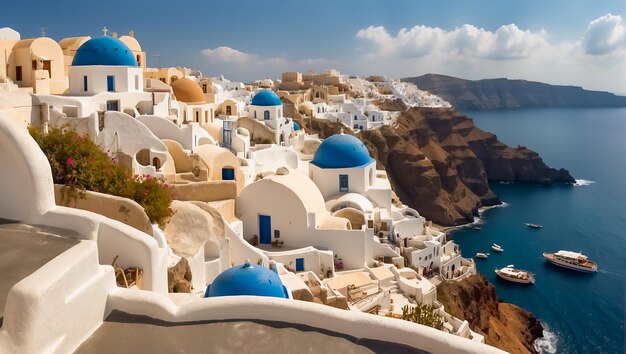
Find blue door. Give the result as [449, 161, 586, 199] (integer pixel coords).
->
[106, 75, 115, 92]
[295, 258, 304, 272]
[222, 168, 235, 180]
[259, 215, 271, 244]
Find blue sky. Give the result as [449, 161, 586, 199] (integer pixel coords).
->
[2, 0, 625, 92]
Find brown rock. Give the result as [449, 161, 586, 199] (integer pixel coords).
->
[167, 257, 192, 293]
[437, 275, 543, 354]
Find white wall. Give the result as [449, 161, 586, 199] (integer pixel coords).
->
[99, 111, 168, 175]
[69, 66, 143, 95]
[249, 145, 298, 173]
[106, 291, 505, 354]
[0, 242, 115, 354]
[309, 162, 376, 201]
[0, 116, 56, 223]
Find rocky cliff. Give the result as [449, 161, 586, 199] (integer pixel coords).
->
[302, 105, 573, 225]
[404, 74, 626, 110]
[437, 275, 544, 354]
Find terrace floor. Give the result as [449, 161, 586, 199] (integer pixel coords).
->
[0, 219, 79, 326]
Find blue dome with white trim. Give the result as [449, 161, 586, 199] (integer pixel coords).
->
[72, 36, 138, 66]
[251, 90, 281, 106]
[293, 121, 300, 131]
[204, 262, 289, 299]
[311, 134, 374, 169]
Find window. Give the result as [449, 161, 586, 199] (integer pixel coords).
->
[136, 55, 141, 66]
[195, 111, 200, 122]
[135, 75, 139, 90]
[264, 110, 270, 120]
[106, 100, 119, 111]
[339, 174, 349, 192]
[107, 75, 115, 92]
[15, 66, 22, 81]
[202, 84, 207, 93]
[226, 106, 232, 115]
[221, 168, 235, 180]
[83, 76, 88, 92]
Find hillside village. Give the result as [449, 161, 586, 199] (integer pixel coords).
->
[0, 28, 505, 353]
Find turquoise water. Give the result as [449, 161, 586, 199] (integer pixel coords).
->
[453, 108, 626, 354]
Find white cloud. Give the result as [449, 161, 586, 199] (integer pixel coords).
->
[199, 46, 330, 81]
[357, 23, 548, 60]
[200, 46, 257, 63]
[582, 13, 625, 55]
[352, 14, 626, 93]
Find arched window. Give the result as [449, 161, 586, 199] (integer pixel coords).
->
[264, 110, 270, 120]
[226, 106, 232, 116]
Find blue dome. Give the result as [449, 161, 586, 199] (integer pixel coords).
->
[204, 262, 289, 299]
[251, 90, 281, 106]
[311, 134, 374, 169]
[72, 36, 138, 66]
[293, 121, 300, 131]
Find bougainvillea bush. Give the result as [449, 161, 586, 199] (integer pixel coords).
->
[29, 126, 172, 227]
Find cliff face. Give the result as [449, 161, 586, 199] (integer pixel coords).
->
[437, 275, 543, 354]
[403, 74, 626, 110]
[358, 107, 573, 225]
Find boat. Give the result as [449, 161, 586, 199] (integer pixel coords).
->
[543, 250, 598, 272]
[475, 252, 489, 259]
[495, 265, 535, 284]
[526, 223, 542, 229]
[491, 243, 503, 253]
[471, 225, 483, 231]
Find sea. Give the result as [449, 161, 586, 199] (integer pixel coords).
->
[452, 107, 626, 354]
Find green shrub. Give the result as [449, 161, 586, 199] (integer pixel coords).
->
[389, 304, 444, 330]
[29, 126, 172, 227]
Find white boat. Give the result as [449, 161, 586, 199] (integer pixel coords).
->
[491, 243, 503, 252]
[495, 265, 535, 284]
[475, 252, 489, 259]
[543, 250, 598, 273]
[526, 223, 542, 229]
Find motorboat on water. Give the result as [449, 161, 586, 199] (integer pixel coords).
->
[495, 265, 535, 284]
[526, 223, 542, 229]
[491, 243, 503, 253]
[475, 252, 489, 259]
[543, 250, 598, 272]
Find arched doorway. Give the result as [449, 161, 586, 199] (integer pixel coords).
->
[152, 157, 161, 170]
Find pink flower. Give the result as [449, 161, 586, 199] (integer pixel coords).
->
[66, 157, 75, 166]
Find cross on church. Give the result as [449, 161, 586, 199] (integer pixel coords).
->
[102, 26, 109, 36]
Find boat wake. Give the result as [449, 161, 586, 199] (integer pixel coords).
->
[534, 327, 558, 354]
[574, 179, 595, 186]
